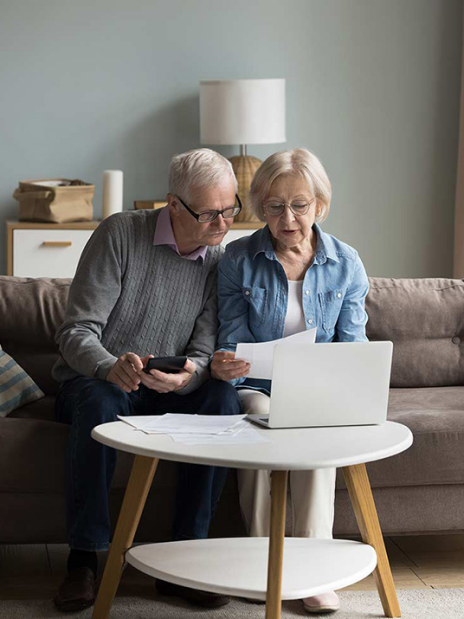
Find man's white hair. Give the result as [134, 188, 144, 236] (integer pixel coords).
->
[169, 148, 237, 201]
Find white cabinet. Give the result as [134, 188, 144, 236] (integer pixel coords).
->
[6, 220, 263, 278]
[13, 229, 95, 278]
[6, 221, 99, 278]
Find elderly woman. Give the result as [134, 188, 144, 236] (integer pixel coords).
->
[211, 148, 369, 614]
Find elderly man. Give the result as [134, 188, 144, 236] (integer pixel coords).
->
[52, 149, 243, 612]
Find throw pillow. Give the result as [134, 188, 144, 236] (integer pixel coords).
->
[0, 345, 44, 417]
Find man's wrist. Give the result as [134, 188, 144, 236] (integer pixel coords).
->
[95, 356, 118, 381]
[180, 371, 195, 389]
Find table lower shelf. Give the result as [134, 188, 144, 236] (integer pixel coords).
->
[126, 537, 377, 601]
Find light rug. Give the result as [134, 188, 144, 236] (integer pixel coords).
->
[0, 588, 462, 619]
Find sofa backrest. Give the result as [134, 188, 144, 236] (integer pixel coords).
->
[0, 276, 71, 395]
[1, 275, 463, 395]
[366, 277, 464, 388]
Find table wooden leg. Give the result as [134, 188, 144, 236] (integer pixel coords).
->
[343, 463, 401, 618]
[265, 470, 288, 619]
[92, 455, 159, 619]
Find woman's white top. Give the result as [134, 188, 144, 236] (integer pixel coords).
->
[283, 280, 307, 337]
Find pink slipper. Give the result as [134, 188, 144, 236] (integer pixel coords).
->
[302, 591, 340, 613]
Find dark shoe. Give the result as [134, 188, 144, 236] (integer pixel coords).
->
[54, 567, 97, 612]
[156, 578, 230, 608]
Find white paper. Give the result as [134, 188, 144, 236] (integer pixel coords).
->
[118, 415, 155, 430]
[235, 327, 317, 379]
[117, 414, 247, 435]
[117, 414, 268, 444]
[171, 427, 270, 445]
[142, 419, 248, 436]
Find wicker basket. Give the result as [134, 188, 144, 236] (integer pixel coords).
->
[13, 179, 94, 223]
[229, 156, 262, 223]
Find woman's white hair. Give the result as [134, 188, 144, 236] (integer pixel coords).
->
[249, 148, 332, 223]
[169, 148, 237, 201]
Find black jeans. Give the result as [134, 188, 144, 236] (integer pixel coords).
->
[55, 376, 243, 551]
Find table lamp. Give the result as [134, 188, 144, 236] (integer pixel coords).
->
[200, 79, 286, 222]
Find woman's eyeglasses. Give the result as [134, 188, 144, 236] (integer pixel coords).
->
[262, 201, 314, 217]
[176, 195, 242, 223]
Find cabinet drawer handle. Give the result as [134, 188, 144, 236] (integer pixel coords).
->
[42, 241, 73, 247]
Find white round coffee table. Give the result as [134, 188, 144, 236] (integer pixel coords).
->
[91, 421, 412, 619]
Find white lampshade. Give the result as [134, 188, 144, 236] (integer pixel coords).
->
[200, 79, 286, 146]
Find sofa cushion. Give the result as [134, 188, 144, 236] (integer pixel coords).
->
[386, 386, 464, 485]
[0, 277, 71, 395]
[0, 345, 44, 417]
[0, 413, 238, 505]
[0, 417, 68, 492]
[0, 415, 135, 493]
[8, 395, 56, 422]
[336, 386, 464, 489]
[366, 278, 464, 388]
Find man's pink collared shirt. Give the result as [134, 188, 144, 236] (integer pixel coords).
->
[153, 206, 207, 261]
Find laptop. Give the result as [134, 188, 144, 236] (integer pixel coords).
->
[247, 341, 393, 429]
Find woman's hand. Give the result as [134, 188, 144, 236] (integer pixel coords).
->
[211, 351, 251, 382]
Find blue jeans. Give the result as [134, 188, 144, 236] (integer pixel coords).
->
[55, 376, 243, 551]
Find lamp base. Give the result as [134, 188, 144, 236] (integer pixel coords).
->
[229, 155, 262, 223]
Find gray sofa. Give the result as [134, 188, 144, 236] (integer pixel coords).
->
[0, 275, 463, 544]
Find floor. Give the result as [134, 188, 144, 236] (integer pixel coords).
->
[0, 535, 463, 600]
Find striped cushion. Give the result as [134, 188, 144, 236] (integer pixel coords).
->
[0, 345, 44, 417]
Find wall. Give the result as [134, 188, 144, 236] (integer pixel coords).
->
[0, 0, 462, 277]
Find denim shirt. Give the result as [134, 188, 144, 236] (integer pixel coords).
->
[217, 223, 369, 392]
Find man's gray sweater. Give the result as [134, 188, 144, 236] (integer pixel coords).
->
[52, 209, 223, 395]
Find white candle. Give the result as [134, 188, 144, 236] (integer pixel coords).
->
[102, 170, 123, 219]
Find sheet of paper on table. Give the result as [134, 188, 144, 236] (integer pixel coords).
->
[117, 414, 270, 444]
[169, 420, 270, 444]
[118, 413, 247, 434]
[235, 327, 317, 379]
